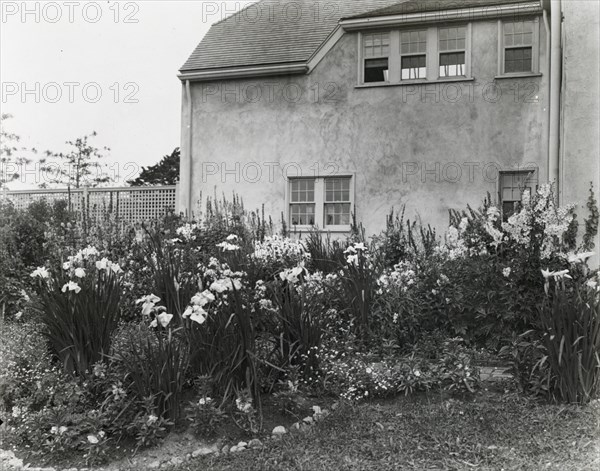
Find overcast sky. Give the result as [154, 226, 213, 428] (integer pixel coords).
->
[1, 0, 255, 188]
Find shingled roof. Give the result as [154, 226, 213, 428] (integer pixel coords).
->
[180, 0, 538, 74]
[346, 0, 531, 19]
[180, 0, 402, 73]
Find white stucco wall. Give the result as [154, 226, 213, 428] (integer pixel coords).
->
[561, 0, 600, 267]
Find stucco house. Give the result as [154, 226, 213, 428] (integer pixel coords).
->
[177, 0, 599, 249]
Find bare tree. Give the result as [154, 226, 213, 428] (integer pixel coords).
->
[40, 132, 114, 188]
[0, 114, 33, 189]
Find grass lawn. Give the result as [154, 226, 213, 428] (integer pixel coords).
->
[177, 389, 599, 471]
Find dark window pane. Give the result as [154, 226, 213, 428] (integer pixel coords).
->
[364, 58, 388, 83]
[290, 204, 315, 225]
[401, 55, 426, 80]
[439, 52, 465, 77]
[324, 203, 351, 226]
[505, 47, 532, 73]
[324, 178, 351, 202]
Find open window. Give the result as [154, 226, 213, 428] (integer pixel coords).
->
[363, 32, 390, 83]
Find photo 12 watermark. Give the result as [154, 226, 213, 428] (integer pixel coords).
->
[200, 1, 341, 24]
[194, 160, 539, 185]
[1, 82, 140, 104]
[1, 1, 140, 24]
[1, 161, 141, 187]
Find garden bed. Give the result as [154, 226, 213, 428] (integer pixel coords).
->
[1, 186, 599, 471]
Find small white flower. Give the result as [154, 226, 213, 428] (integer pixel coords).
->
[568, 251, 596, 264]
[156, 312, 173, 328]
[80, 246, 99, 258]
[95, 258, 110, 270]
[110, 263, 123, 275]
[147, 414, 158, 425]
[30, 267, 50, 279]
[137, 294, 161, 304]
[216, 241, 240, 251]
[87, 435, 99, 444]
[279, 266, 305, 284]
[226, 234, 239, 241]
[74, 268, 86, 278]
[502, 267, 511, 278]
[63, 261, 72, 270]
[59, 426, 67, 434]
[61, 281, 82, 294]
[15, 311, 23, 320]
[187, 306, 207, 325]
[149, 319, 158, 328]
[191, 290, 215, 307]
[553, 270, 572, 280]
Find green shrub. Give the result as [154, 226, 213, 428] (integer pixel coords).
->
[110, 318, 189, 420]
[538, 269, 600, 404]
[31, 247, 122, 376]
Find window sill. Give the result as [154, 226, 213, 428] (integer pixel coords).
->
[495, 73, 542, 80]
[287, 225, 352, 234]
[356, 77, 475, 89]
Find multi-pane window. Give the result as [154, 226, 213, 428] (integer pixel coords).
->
[363, 32, 390, 83]
[499, 171, 535, 219]
[503, 20, 534, 73]
[324, 178, 351, 226]
[288, 177, 353, 229]
[439, 26, 466, 77]
[289, 179, 315, 226]
[401, 30, 427, 80]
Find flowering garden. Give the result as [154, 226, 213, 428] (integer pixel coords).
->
[0, 183, 599, 470]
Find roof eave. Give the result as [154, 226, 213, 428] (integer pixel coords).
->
[178, 62, 309, 82]
[339, 1, 543, 31]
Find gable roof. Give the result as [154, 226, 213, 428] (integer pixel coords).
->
[179, 0, 402, 74]
[346, 0, 532, 19]
[179, 0, 541, 78]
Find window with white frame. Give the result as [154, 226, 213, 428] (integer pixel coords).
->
[359, 25, 474, 84]
[324, 178, 351, 226]
[438, 26, 467, 77]
[499, 171, 536, 219]
[288, 176, 353, 229]
[289, 178, 316, 225]
[500, 19, 539, 75]
[363, 32, 390, 83]
[401, 30, 427, 80]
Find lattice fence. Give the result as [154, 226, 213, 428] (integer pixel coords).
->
[1, 185, 179, 223]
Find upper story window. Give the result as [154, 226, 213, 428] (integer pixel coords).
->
[438, 26, 467, 77]
[503, 20, 534, 73]
[359, 24, 473, 85]
[498, 18, 540, 76]
[401, 30, 427, 80]
[288, 176, 354, 230]
[363, 32, 390, 83]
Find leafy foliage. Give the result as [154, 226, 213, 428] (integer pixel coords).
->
[128, 147, 180, 186]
